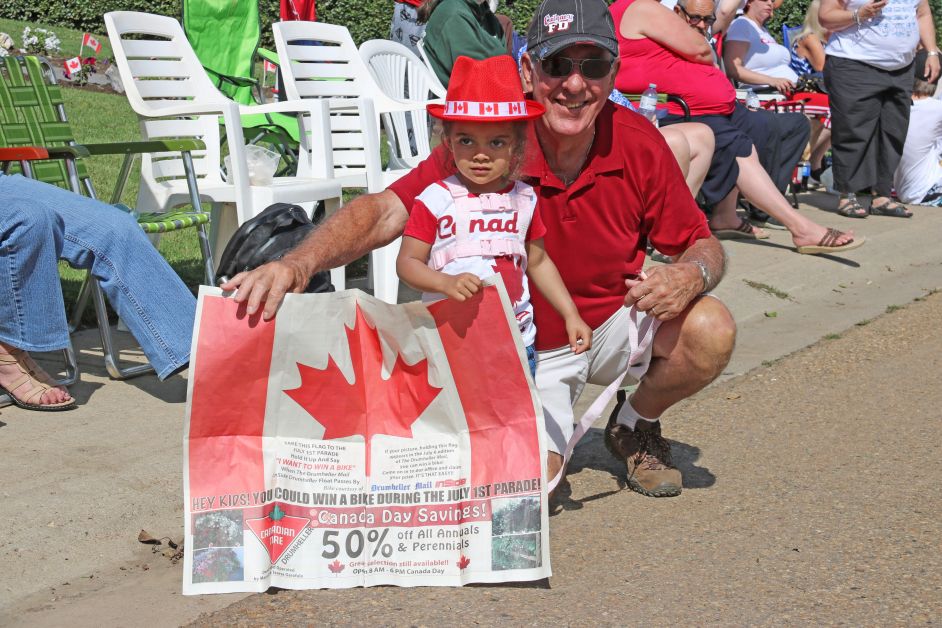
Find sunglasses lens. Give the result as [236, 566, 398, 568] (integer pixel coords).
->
[581, 59, 612, 79]
[542, 56, 573, 77]
[541, 56, 611, 79]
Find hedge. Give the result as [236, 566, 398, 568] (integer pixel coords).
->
[1, 0, 938, 51]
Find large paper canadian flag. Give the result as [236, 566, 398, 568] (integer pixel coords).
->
[183, 281, 550, 594]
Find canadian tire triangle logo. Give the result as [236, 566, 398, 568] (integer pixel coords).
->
[246, 504, 310, 563]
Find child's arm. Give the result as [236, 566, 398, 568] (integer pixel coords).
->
[396, 236, 482, 301]
[525, 239, 592, 354]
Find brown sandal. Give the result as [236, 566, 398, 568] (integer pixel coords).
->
[0, 350, 76, 411]
[795, 228, 866, 255]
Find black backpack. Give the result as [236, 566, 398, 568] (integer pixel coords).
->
[216, 202, 334, 293]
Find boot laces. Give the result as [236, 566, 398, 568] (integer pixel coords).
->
[632, 429, 675, 470]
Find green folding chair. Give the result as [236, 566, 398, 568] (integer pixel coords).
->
[0, 55, 213, 380]
[183, 0, 300, 170]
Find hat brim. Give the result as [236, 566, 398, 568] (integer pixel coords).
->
[532, 34, 619, 61]
[427, 101, 546, 121]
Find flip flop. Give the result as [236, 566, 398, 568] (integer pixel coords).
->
[710, 218, 770, 240]
[870, 200, 912, 218]
[795, 228, 866, 255]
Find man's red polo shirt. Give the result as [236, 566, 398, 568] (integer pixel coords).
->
[389, 102, 711, 350]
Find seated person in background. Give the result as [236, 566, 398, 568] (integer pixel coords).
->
[894, 49, 942, 205]
[611, 0, 855, 253]
[418, 0, 507, 87]
[675, 0, 811, 206]
[0, 173, 197, 411]
[390, 0, 426, 57]
[724, 0, 797, 92]
[396, 56, 593, 376]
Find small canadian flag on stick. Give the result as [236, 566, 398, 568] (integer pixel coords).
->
[81, 33, 102, 54]
[263, 59, 277, 74]
[64, 57, 82, 75]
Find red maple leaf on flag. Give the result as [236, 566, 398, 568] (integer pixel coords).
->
[491, 255, 524, 305]
[457, 555, 471, 570]
[328, 559, 345, 574]
[284, 305, 441, 474]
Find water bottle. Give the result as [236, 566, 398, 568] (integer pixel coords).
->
[638, 83, 658, 125]
[746, 88, 760, 111]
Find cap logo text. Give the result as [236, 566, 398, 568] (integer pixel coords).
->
[543, 13, 575, 33]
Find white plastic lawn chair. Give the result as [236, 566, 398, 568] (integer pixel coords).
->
[359, 39, 445, 171]
[273, 21, 429, 303]
[104, 11, 345, 288]
[415, 37, 448, 94]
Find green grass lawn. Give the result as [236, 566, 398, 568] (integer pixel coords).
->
[0, 18, 113, 61]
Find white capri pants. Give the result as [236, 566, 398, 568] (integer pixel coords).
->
[535, 305, 660, 455]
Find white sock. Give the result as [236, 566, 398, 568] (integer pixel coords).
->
[615, 396, 659, 429]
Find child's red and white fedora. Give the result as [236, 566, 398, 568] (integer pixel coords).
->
[427, 55, 545, 121]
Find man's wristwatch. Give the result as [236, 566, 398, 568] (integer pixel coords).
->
[928, 50, 941, 57]
[692, 260, 711, 294]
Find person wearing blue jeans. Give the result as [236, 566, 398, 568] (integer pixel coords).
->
[0, 173, 196, 411]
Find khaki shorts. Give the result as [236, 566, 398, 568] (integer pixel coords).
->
[535, 306, 660, 454]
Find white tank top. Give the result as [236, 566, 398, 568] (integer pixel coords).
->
[825, 0, 920, 70]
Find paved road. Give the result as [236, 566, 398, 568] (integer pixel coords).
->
[183, 291, 942, 625]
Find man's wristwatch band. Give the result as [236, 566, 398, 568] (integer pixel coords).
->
[928, 50, 941, 57]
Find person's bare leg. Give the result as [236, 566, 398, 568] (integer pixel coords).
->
[659, 125, 691, 183]
[810, 126, 831, 170]
[736, 148, 855, 248]
[629, 296, 736, 419]
[708, 187, 768, 237]
[666, 122, 714, 196]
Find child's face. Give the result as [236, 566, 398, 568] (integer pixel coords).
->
[444, 121, 516, 193]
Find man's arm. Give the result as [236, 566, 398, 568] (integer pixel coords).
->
[221, 189, 409, 319]
[624, 237, 727, 321]
[917, 0, 941, 83]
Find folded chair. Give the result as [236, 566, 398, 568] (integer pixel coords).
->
[273, 21, 431, 303]
[105, 11, 344, 277]
[359, 39, 445, 170]
[0, 55, 211, 380]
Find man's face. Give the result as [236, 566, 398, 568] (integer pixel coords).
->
[675, 0, 716, 36]
[521, 44, 618, 140]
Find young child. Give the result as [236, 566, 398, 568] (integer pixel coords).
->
[396, 55, 591, 377]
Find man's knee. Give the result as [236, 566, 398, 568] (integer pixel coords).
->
[1, 199, 57, 240]
[679, 296, 736, 375]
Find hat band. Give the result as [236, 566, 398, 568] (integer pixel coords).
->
[444, 100, 530, 118]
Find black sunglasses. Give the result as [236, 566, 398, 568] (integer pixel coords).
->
[679, 7, 717, 25]
[539, 55, 614, 80]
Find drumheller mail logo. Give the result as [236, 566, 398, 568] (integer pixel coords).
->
[544, 13, 574, 33]
[246, 505, 312, 563]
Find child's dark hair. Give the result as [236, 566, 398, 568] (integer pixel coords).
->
[441, 120, 529, 181]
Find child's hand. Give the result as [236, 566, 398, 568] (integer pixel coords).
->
[566, 317, 593, 354]
[441, 273, 482, 301]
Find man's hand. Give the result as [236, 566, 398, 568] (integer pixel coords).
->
[624, 263, 703, 320]
[440, 273, 482, 302]
[925, 54, 941, 83]
[220, 258, 310, 320]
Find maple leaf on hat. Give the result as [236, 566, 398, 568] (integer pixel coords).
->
[284, 305, 441, 474]
[328, 559, 345, 574]
[491, 255, 524, 305]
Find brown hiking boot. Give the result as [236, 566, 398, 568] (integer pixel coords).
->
[604, 398, 682, 497]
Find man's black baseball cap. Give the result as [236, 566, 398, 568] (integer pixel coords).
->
[526, 0, 619, 60]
